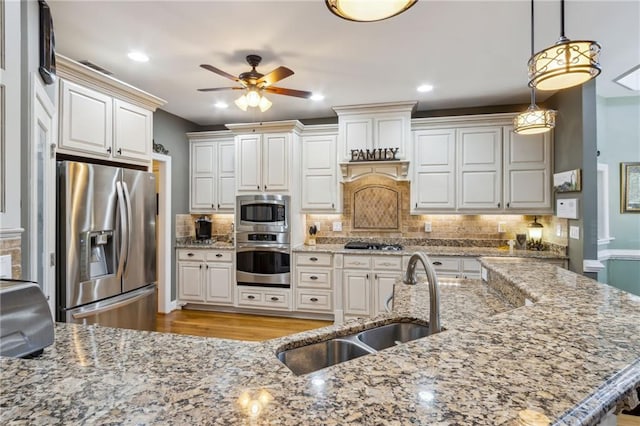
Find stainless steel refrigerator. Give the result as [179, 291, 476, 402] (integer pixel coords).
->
[56, 160, 157, 331]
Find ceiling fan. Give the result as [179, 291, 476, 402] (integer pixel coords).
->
[198, 55, 313, 111]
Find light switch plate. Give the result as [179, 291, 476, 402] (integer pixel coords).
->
[332, 221, 342, 232]
[314, 222, 321, 232]
[556, 224, 562, 237]
[570, 226, 580, 240]
[424, 222, 432, 232]
[0, 255, 11, 278]
[498, 222, 506, 233]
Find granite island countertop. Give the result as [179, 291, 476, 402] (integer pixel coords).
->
[2, 259, 638, 425]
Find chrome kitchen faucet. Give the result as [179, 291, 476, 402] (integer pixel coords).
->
[404, 252, 442, 335]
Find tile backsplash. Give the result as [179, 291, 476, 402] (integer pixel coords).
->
[306, 176, 568, 249]
[0, 236, 22, 279]
[175, 214, 234, 238]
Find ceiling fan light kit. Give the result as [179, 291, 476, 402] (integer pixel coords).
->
[325, 0, 417, 22]
[528, 0, 601, 91]
[515, 0, 557, 135]
[199, 55, 312, 112]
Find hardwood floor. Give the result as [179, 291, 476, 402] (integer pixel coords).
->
[155, 309, 333, 341]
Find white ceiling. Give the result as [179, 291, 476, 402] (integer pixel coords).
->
[48, 0, 640, 126]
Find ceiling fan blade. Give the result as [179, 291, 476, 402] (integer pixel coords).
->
[197, 87, 244, 92]
[200, 64, 239, 82]
[264, 86, 313, 99]
[257, 66, 294, 86]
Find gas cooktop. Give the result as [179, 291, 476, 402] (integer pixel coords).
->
[344, 241, 404, 251]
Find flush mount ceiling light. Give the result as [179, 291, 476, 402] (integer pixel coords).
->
[515, 0, 556, 135]
[325, 0, 417, 22]
[127, 51, 149, 62]
[417, 84, 434, 93]
[310, 93, 325, 101]
[214, 101, 228, 109]
[528, 0, 601, 91]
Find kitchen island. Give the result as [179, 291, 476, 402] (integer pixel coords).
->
[1, 258, 638, 425]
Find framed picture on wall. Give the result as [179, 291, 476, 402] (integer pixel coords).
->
[553, 169, 581, 193]
[38, 0, 56, 85]
[621, 162, 640, 213]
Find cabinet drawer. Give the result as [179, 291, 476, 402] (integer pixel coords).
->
[343, 255, 372, 269]
[297, 269, 332, 289]
[206, 251, 233, 262]
[462, 258, 481, 273]
[429, 257, 460, 272]
[296, 252, 332, 267]
[177, 250, 206, 261]
[296, 290, 333, 312]
[372, 256, 402, 271]
[237, 288, 290, 310]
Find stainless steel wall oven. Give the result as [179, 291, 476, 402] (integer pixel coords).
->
[235, 194, 291, 288]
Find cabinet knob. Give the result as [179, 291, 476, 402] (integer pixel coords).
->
[310, 275, 318, 280]
[106, 147, 112, 154]
[415, 203, 418, 209]
[432, 261, 442, 266]
[205, 264, 209, 269]
[257, 185, 260, 190]
[332, 203, 334, 209]
[310, 297, 319, 302]
[366, 273, 369, 279]
[217, 204, 220, 209]
[187, 253, 194, 257]
[215, 253, 223, 258]
[497, 202, 501, 208]
[375, 274, 378, 279]
[507, 202, 510, 208]
[117, 148, 122, 155]
[310, 257, 318, 262]
[264, 185, 267, 191]
[199, 264, 202, 269]
[247, 295, 256, 300]
[270, 296, 279, 301]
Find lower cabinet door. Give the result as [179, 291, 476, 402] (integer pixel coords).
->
[374, 273, 397, 316]
[343, 270, 370, 318]
[178, 261, 204, 302]
[204, 262, 234, 305]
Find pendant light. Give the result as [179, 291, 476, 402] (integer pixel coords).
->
[514, 0, 556, 135]
[325, 0, 417, 22]
[528, 0, 601, 91]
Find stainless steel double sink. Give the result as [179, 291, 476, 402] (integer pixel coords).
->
[277, 322, 431, 375]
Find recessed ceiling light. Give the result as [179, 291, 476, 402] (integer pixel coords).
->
[214, 101, 228, 109]
[614, 64, 640, 91]
[127, 51, 149, 62]
[417, 84, 434, 93]
[310, 93, 325, 101]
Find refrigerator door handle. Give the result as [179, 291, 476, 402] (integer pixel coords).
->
[122, 181, 133, 273]
[115, 181, 129, 280]
[71, 286, 155, 320]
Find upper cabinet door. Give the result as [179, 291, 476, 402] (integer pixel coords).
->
[412, 129, 456, 210]
[113, 99, 152, 162]
[190, 141, 216, 211]
[236, 134, 263, 192]
[457, 127, 503, 210]
[262, 133, 289, 192]
[59, 79, 113, 157]
[217, 140, 236, 210]
[340, 117, 372, 161]
[503, 128, 552, 211]
[301, 134, 338, 211]
[373, 114, 409, 159]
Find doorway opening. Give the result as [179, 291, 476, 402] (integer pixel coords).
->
[152, 153, 173, 313]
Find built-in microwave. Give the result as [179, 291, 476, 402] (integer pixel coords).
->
[236, 194, 289, 232]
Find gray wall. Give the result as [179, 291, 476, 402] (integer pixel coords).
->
[153, 109, 201, 300]
[548, 81, 599, 277]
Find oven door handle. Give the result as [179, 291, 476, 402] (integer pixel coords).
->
[236, 244, 290, 253]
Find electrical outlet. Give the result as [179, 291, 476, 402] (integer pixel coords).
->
[498, 222, 506, 233]
[569, 226, 580, 240]
[314, 222, 321, 232]
[424, 222, 432, 232]
[332, 221, 342, 232]
[556, 224, 562, 237]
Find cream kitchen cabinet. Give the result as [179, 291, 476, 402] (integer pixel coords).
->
[294, 252, 334, 314]
[235, 132, 289, 193]
[56, 56, 165, 165]
[227, 121, 303, 194]
[341, 254, 403, 320]
[457, 126, 503, 210]
[176, 249, 234, 306]
[300, 128, 341, 212]
[187, 132, 235, 213]
[412, 129, 456, 210]
[334, 102, 416, 161]
[410, 114, 553, 214]
[401, 255, 481, 280]
[237, 287, 291, 311]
